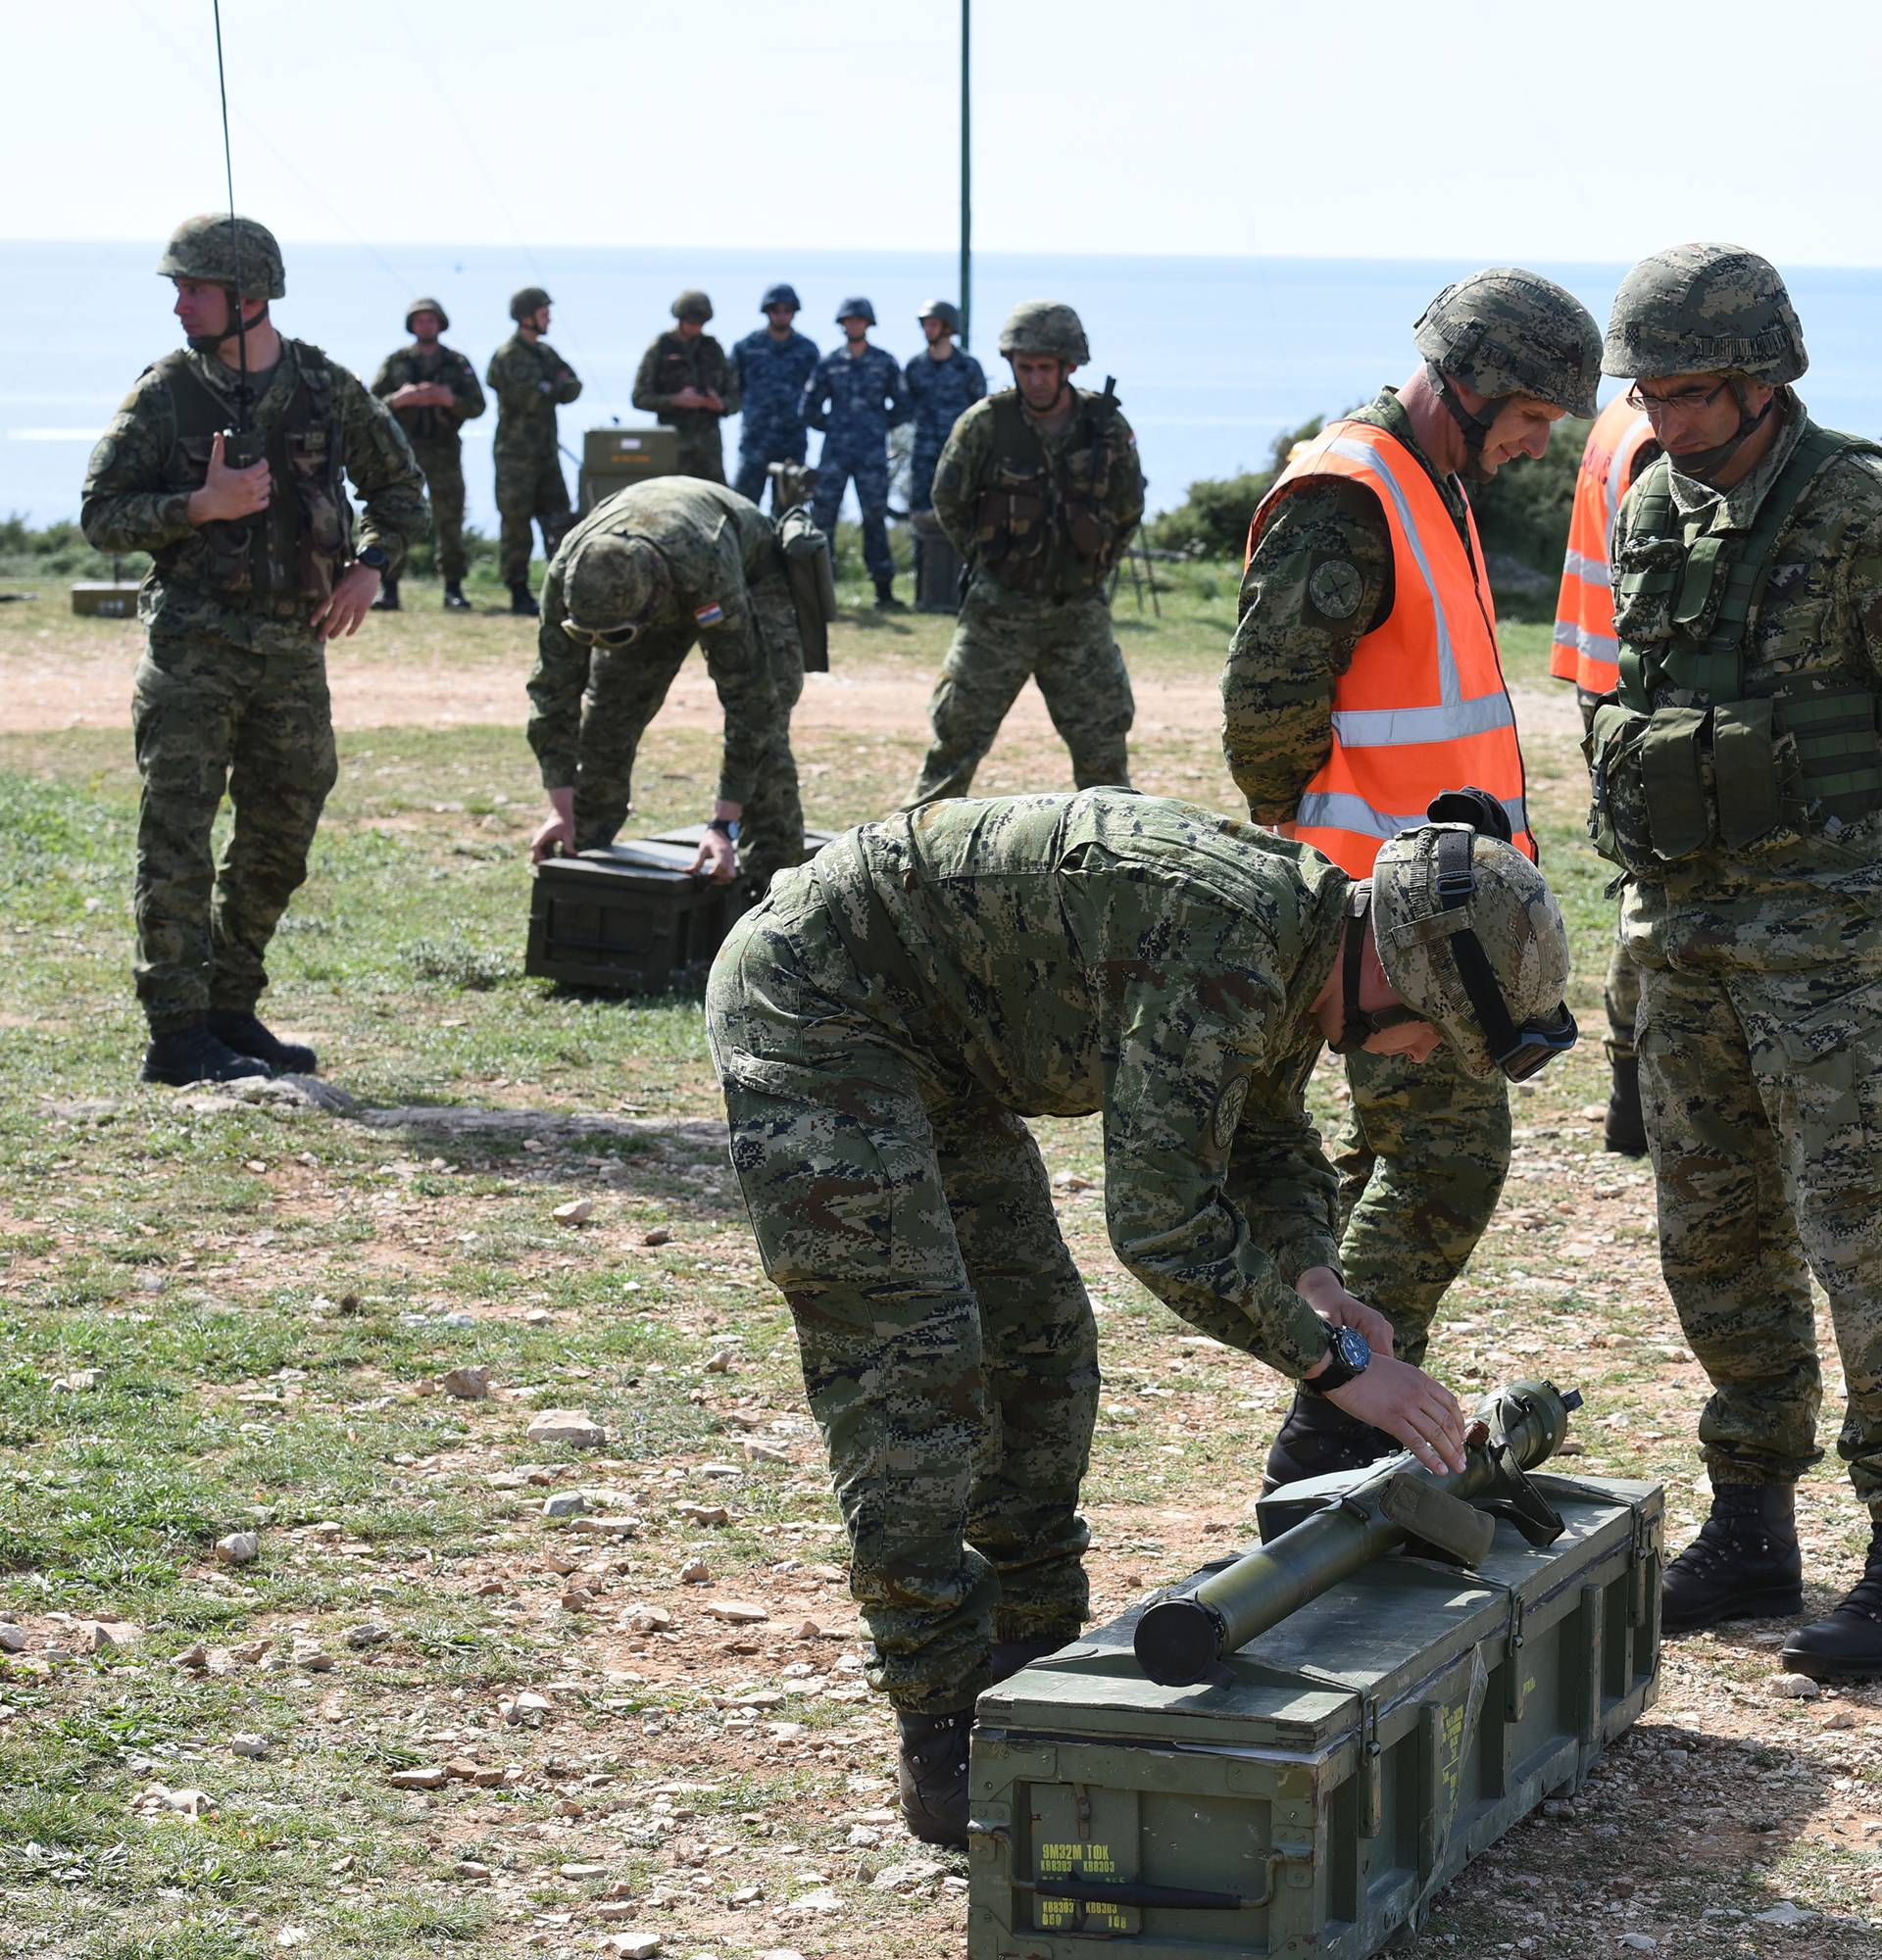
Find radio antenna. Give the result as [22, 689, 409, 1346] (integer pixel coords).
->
[211, 0, 252, 432]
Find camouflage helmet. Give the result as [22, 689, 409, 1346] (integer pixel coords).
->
[1602, 242, 1808, 384]
[1412, 269, 1601, 418]
[835, 295, 876, 325]
[1371, 824, 1573, 1084]
[156, 215, 285, 300]
[671, 289, 714, 324]
[761, 282, 801, 311]
[564, 532, 663, 636]
[405, 296, 449, 334]
[999, 301, 1089, 365]
[510, 286, 552, 321]
[917, 298, 962, 332]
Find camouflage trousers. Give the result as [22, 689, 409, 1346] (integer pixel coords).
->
[571, 564, 807, 887]
[707, 870, 1100, 1712]
[130, 623, 338, 1033]
[1334, 1040, 1511, 1370]
[734, 422, 809, 508]
[907, 576, 1134, 806]
[1576, 695, 1641, 1059]
[494, 448, 572, 587]
[812, 440, 893, 586]
[411, 438, 470, 583]
[673, 423, 726, 485]
[1635, 956, 1882, 1507]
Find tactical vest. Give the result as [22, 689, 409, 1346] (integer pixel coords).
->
[971, 388, 1123, 598]
[1585, 422, 1882, 871]
[149, 345, 349, 605]
[383, 346, 463, 445]
[1551, 400, 1655, 695]
[652, 334, 726, 430]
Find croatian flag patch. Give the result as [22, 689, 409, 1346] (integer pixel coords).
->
[694, 601, 725, 627]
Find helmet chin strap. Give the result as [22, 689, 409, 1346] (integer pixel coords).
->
[188, 295, 268, 357]
[1667, 379, 1777, 483]
[1425, 361, 1501, 486]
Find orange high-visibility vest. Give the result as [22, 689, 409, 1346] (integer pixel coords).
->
[1551, 398, 1655, 694]
[1244, 418, 1533, 877]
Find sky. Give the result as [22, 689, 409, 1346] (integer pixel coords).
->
[7, 0, 1882, 269]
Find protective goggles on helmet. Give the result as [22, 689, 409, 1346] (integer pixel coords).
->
[562, 617, 641, 650]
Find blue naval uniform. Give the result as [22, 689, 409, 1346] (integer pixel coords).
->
[732, 326, 820, 507]
[802, 342, 911, 585]
[904, 347, 987, 513]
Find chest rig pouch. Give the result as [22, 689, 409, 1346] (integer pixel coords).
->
[151, 346, 350, 605]
[971, 386, 1120, 597]
[1585, 423, 1882, 872]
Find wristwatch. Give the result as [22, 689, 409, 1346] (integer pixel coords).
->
[1303, 1324, 1370, 1396]
[355, 544, 390, 574]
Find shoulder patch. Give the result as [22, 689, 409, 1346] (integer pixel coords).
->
[694, 601, 726, 627]
[1307, 556, 1363, 622]
[1212, 1074, 1251, 1150]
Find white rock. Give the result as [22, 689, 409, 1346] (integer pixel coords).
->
[742, 1441, 790, 1466]
[1615, 1938, 1657, 1953]
[275, 1926, 308, 1948]
[704, 1599, 768, 1624]
[0, 1626, 27, 1653]
[558, 1861, 609, 1879]
[344, 1621, 392, 1649]
[229, 1734, 269, 1758]
[871, 1858, 944, 1891]
[552, 1199, 594, 1227]
[1752, 1903, 1818, 1928]
[1768, 1672, 1820, 1701]
[678, 1559, 711, 1585]
[846, 1824, 881, 1847]
[79, 1619, 141, 1652]
[214, 1531, 261, 1566]
[542, 1491, 587, 1518]
[758, 1951, 806, 1960]
[787, 1888, 845, 1914]
[441, 1365, 491, 1400]
[598, 1936, 662, 1959]
[525, 1409, 606, 1448]
[52, 1369, 99, 1393]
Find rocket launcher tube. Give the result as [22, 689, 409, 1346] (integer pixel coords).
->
[1133, 1380, 1583, 1688]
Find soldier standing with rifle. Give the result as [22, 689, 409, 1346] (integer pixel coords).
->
[905, 301, 1144, 804]
[80, 215, 425, 1087]
[487, 286, 581, 616]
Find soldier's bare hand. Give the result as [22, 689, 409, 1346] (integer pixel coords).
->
[531, 789, 577, 862]
[1296, 1267, 1396, 1357]
[1322, 1356, 1466, 1476]
[690, 829, 738, 883]
[186, 432, 272, 524]
[310, 564, 381, 641]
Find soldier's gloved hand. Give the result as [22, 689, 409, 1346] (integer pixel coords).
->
[1320, 1356, 1466, 1477]
[186, 431, 272, 524]
[531, 790, 577, 863]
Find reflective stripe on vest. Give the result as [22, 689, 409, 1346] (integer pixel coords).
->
[1552, 399, 1654, 693]
[1244, 419, 1532, 876]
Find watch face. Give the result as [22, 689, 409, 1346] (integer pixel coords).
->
[1332, 1327, 1370, 1373]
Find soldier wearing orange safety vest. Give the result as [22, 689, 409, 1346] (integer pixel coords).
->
[1224, 268, 1603, 1491]
[1552, 399, 1659, 1155]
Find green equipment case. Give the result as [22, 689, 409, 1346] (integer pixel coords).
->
[577, 426, 680, 514]
[968, 1469, 1662, 1960]
[71, 580, 142, 617]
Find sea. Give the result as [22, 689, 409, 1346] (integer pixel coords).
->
[8, 239, 1882, 533]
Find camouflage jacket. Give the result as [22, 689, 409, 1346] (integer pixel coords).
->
[731, 326, 820, 440]
[528, 479, 785, 804]
[1612, 399, 1882, 961]
[812, 789, 1348, 1377]
[800, 342, 910, 448]
[632, 330, 740, 439]
[904, 345, 987, 456]
[370, 341, 486, 447]
[485, 334, 581, 458]
[80, 338, 424, 649]
[1223, 389, 1473, 824]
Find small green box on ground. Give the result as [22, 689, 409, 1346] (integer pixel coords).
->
[578, 426, 680, 514]
[969, 1471, 1662, 1959]
[71, 580, 142, 618]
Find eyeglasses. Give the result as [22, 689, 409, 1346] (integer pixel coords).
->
[563, 618, 641, 650]
[1625, 379, 1731, 419]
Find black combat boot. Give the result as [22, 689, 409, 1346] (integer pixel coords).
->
[1263, 1392, 1397, 1493]
[370, 575, 401, 612]
[442, 581, 470, 611]
[987, 1626, 1077, 1687]
[873, 577, 907, 612]
[1780, 1519, 1882, 1681]
[140, 1023, 271, 1088]
[896, 1707, 972, 1849]
[206, 1010, 318, 1076]
[509, 583, 539, 617]
[1605, 1054, 1648, 1156]
[1660, 1483, 1802, 1635]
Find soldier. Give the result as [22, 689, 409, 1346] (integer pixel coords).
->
[525, 478, 814, 892]
[1551, 396, 1659, 1152]
[371, 296, 485, 612]
[904, 301, 1145, 804]
[79, 215, 425, 1087]
[903, 299, 986, 514]
[731, 282, 819, 509]
[707, 786, 1575, 1844]
[802, 297, 911, 608]
[1590, 245, 1882, 1682]
[632, 290, 739, 484]
[1224, 269, 1602, 1490]
[486, 286, 581, 616]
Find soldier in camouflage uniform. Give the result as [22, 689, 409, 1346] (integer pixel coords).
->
[905, 302, 1145, 805]
[371, 297, 484, 611]
[707, 787, 1573, 1844]
[486, 286, 581, 615]
[732, 283, 818, 508]
[525, 478, 814, 890]
[632, 290, 739, 485]
[80, 216, 425, 1088]
[904, 299, 986, 514]
[1590, 246, 1882, 1681]
[1224, 270, 1602, 1491]
[802, 297, 911, 608]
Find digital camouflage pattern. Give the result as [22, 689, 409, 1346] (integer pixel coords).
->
[1602, 242, 1808, 385]
[1576, 692, 1643, 1058]
[706, 789, 1352, 1706]
[1412, 268, 1601, 417]
[802, 342, 911, 586]
[632, 328, 739, 483]
[1610, 397, 1882, 1507]
[904, 344, 986, 514]
[486, 332, 581, 585]
[527, 479, 807, 884]
[997, 300, 1090, 365]
[156, 214, 285, 299]
[81, 340, 424, 1032]
[731, 322, 819, 505]
[371, 340, 486, 582]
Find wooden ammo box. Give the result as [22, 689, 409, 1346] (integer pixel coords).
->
[577, 426, 680, 514]
[71, 580, 142, 617]
[968, 1471, 1663, 1960]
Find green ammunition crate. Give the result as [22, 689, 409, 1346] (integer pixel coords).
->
[71, 580, 142, 618]
[577, 426, 680, 514]
[969, 1472, 1662, 1960]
